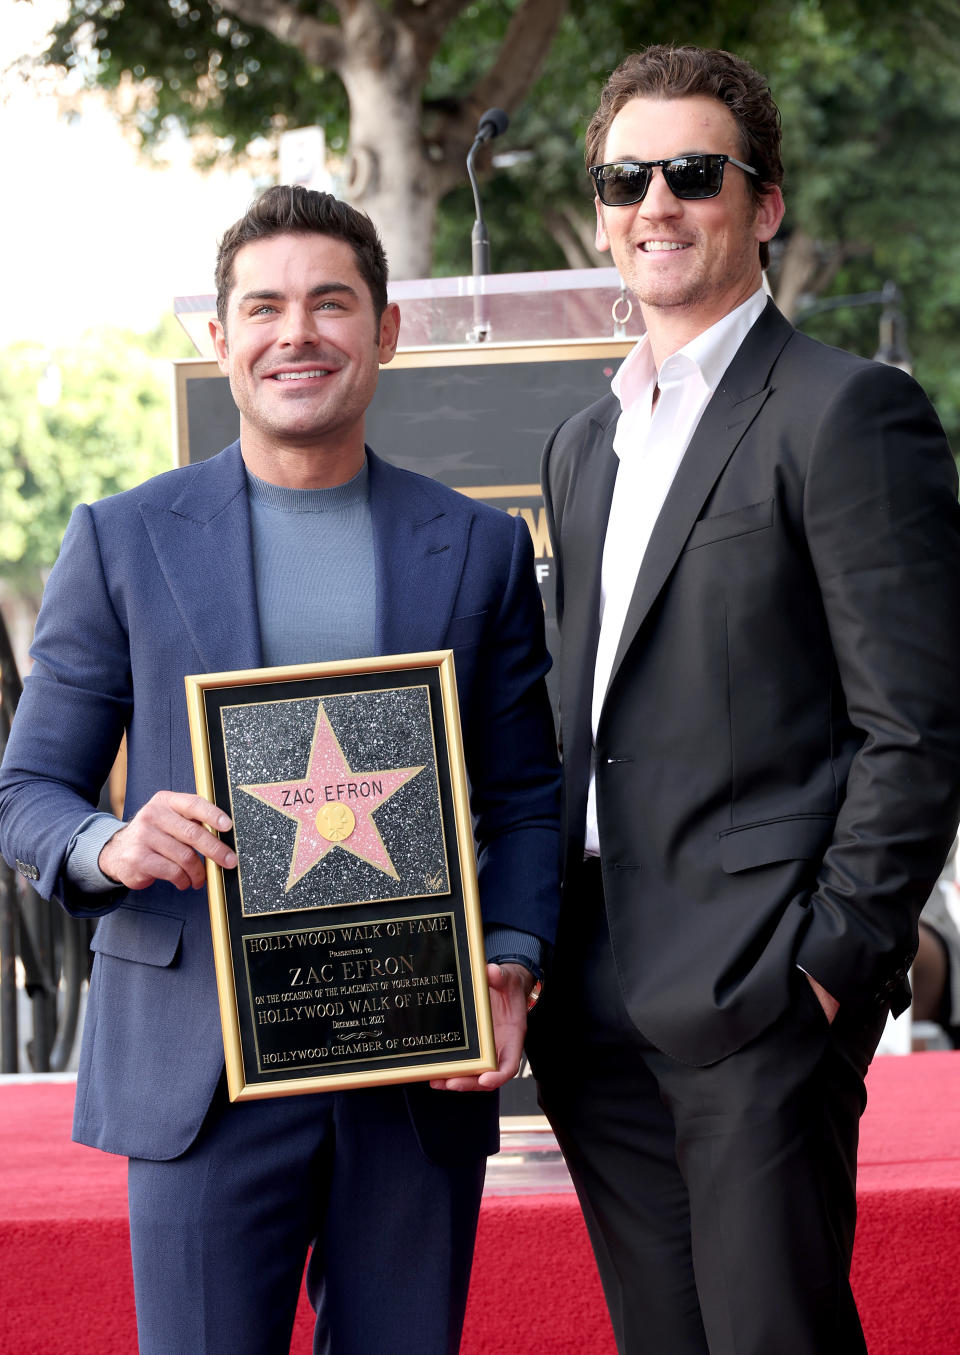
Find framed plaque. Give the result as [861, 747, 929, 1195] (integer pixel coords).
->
[185, 651, 496, 1101]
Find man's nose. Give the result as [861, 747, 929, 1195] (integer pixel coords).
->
[640, 165, 683, 216]
[279, 305, 321, 345]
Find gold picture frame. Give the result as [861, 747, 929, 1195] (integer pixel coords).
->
[185, 651, 495, 1101]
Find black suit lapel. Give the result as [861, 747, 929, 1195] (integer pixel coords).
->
[557, 413, 619, 670]
[551, 407, 619, 859]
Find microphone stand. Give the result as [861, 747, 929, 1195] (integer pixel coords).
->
[465, 109, 507, 343]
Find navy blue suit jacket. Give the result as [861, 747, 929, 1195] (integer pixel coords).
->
[0, 443, 560, 1160]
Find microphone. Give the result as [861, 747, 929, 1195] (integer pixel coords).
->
[466, 109, 509, 341]
[474, 107, 509, 146]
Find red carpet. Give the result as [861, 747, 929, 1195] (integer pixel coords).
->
[2, 1054, 960, 1353]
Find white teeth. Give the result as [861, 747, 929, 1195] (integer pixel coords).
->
[274, 369, 329, 380]
[642, 241, 688, 252]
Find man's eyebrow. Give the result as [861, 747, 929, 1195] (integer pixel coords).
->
[309, 282, 359, 300]
[237, 282, 360, 305]
[607, 148, 714, 161]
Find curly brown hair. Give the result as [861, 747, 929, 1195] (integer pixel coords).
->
[586, 45, 783, 269]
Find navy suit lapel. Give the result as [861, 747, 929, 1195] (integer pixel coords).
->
[367, 451, 472, 657]
[139, 442, 262, 674]
[605, 302, 793, 701]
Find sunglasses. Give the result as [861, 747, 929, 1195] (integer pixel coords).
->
[589, 154, 758, 207]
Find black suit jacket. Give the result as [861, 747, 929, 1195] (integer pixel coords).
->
[542, 300, 960, 1064]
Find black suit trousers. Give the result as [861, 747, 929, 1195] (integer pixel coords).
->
[527, 863, 888, 1355]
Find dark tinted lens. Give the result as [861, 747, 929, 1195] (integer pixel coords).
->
[596, 163, 650, 206]
[663, 154, 724, 199]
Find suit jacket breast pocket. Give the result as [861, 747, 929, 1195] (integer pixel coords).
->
[684, 498, 774, 552]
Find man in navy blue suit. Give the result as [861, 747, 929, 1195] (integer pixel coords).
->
[0, 186, 560, 1355]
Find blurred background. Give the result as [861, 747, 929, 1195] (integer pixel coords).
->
[3, 0, 960, 649]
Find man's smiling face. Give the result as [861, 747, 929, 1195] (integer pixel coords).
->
[210, 231, 399, 473]
[595, 95, 782, 332]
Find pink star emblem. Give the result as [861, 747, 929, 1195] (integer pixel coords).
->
[240, 702, 424, 891]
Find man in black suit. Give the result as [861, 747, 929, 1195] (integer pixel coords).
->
[527, 44, 960, 1355]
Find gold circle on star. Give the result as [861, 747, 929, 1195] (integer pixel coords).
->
[315, 802, 356, 843]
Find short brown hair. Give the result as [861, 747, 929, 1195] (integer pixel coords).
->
[214, 185, 389, 327]
[586, 45, 782, 269]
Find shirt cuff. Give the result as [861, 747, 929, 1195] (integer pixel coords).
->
[484, 925, 543, 981]
[63, 813, 125, 892]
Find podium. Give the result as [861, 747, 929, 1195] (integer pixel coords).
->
[174, 264, 643, 354]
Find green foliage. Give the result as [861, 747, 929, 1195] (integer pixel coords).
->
[442, 0, 960, 447]
[45, 0, 347, 159]
[0, 319, 193, 598]
[29, 0, 960, 449]
[764, 3, 960, 445]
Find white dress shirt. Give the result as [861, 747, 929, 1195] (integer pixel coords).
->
[584, 288, 767, 856]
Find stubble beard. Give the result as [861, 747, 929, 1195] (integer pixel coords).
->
[627, 262, 709, 315]
[623, 244, 758, 319]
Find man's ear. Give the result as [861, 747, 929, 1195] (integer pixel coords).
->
[755, 185, 785, 245]
[209, 318, 229, 373]
[377, 302, 402, 366]
[595, 197, 612, 254]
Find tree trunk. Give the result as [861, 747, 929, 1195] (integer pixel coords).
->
[221, 0, 569, 280]
[339, 60, 441, 280]
[773, 230, 867, 323]
[773, 229, 819, 322]
[545, 205, 604, 270]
